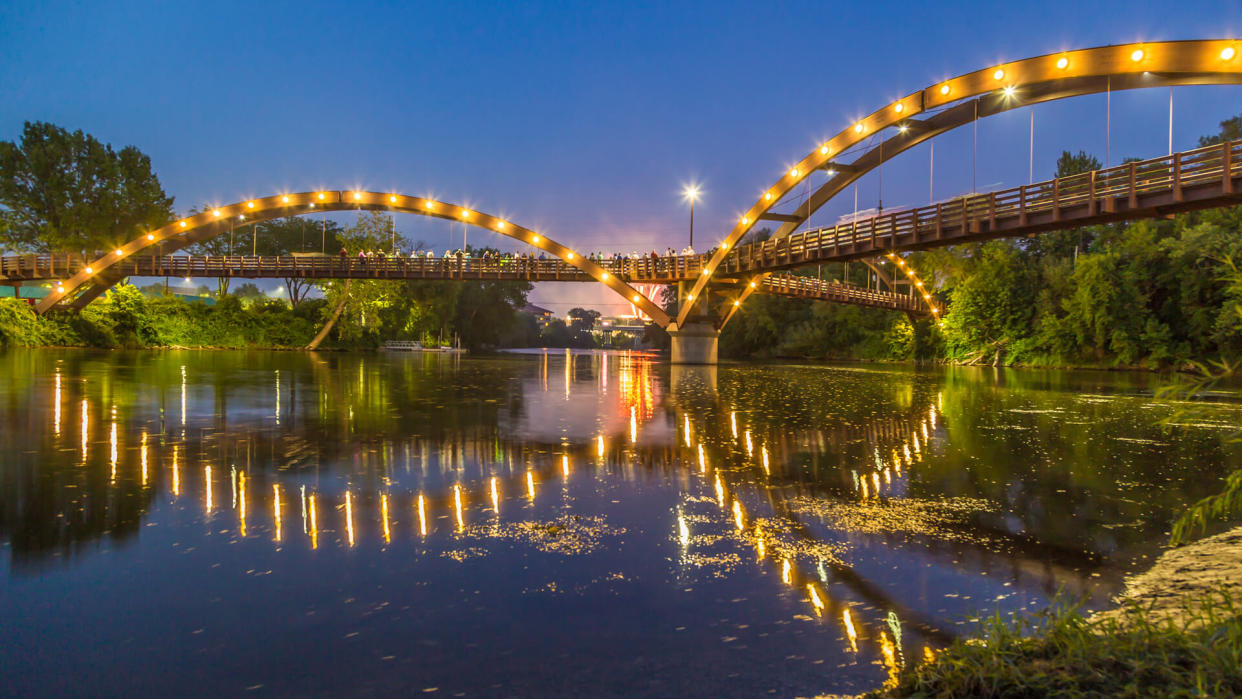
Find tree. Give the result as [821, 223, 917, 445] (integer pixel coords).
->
[319, 211, 409, 343]
[567, 307, 601, 347]
[1197, 112, 1242, 146]
[251, 216, 345, 304]
[1025, 151, 1103, 259]
[231, 283, 266, 303]
[0, 122, 174, 252]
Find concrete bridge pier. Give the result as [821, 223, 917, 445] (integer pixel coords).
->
[669, 320, 720, 364]
[668, 281, 722, 364]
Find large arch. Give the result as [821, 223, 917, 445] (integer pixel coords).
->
[678, 39, 1242, 329]
[36, 191, 670, 325]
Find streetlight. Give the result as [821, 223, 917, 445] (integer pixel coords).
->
[682, 185, 701, 249]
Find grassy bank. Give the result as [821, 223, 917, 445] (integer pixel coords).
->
[863, 592, 1241, 698]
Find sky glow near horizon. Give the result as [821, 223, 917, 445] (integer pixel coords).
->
[4, 0, 1242, 313]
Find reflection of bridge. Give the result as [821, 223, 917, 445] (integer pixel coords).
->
[16, 40, 1242, 362]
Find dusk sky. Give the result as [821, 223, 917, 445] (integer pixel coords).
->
[5, 0, 1242, 313]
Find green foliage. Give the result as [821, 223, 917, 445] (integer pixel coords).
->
[0, 298, 41, 346]
[0, 121, 174, 252]
[101, 284, 157, 346]
[867, 591, 1242, 698]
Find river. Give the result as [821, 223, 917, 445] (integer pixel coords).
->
[1, 349, 1238, 697]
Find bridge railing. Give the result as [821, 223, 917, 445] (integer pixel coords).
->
[723, 139, 1241, 268]
[760, 273, 923, 310]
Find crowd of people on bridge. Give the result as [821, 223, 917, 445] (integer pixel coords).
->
[342, 245, 709, 265]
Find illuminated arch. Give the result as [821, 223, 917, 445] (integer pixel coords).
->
[679, 39, 1242, 329]
[36, 190, 670, 325]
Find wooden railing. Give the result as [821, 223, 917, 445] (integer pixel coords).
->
[721, 139, 1242, 271]
[760, 274, 925, 311]
[0, 252, 714, 283]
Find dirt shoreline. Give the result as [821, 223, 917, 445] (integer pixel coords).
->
[1096, 525, 1242, 625]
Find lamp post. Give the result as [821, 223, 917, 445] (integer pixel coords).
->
[682, 185, 701, 249]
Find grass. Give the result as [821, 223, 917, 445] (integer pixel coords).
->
[864, 589, 1242, 698]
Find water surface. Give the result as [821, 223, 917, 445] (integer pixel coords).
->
[1, 349, 1238, 697]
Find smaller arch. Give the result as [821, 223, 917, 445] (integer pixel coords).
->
[35, 191, 670, 326]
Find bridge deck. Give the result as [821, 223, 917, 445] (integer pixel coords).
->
[720, 139, 1242, 271]
[0, 254, 925, 313]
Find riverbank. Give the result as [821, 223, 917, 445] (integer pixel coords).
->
[858, 528, 1242, 698]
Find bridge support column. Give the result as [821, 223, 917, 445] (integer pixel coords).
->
[669, 281, 721, 364]
[669, 320, 719, 364]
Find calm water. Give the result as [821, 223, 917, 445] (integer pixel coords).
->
[1, 349, 1239, 697]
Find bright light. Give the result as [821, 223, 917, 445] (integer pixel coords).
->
[632, 294, 640, 302]
[1003, 86, 1016, 98]
[686, 294, 693, 301]
[114, 249, 123, 256]
[894, 102, 904, 113]
[1056, 56, 1069, 70]
[764, 192, 772, 201]
[898, 124, 909, 133]
[531, 234, 541, 243]
[939, 83, 950, 95]
[1223, 47, 1237, 61]
[212, 209, 221, 217]
[353, 192, 362, 200]
[682, 185, 701, 202]
[721, 242, 728, 249]
[460, 209, 471, 219]
[826, 169, 836, 176]
[238, 215, 245, 220]
[496, 220, 506, 230]
[567, 252, 574, 259]
[820, 144, 830, 155]
[281, 195, 289, 203]
[1131, 48, 1144, 62]
[749, 280, 756, 288]
[56, 286, 64, 293]
[317, 192, 325, 200]
[85, 267, 93, 274]
[600, 272, 610, 280]
[789, 168, 799, 177]
[424, 200, 434, 210]
[993, 68, 1005, 80]
[389, 195, 397, 203]
[247, 201, 255, 209]
[741, 216, 750, 225]
[147, 233, 155, 241]
[853, 123, 863, 133]
[733, 300, 740, 306]
[185, 277, 191, 283]
[179, 221, 186, 228]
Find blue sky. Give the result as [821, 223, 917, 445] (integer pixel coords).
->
[4, 0, 1242, 313]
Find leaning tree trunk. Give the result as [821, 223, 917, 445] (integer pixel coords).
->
[307, 280, 351, 351]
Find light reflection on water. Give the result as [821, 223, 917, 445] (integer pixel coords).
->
[0, 349, 1239, 696]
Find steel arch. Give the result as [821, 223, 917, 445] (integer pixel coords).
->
[36, 190, 670, 325]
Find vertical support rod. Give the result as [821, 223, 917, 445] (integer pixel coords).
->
[1028, 107, 1035, 184]
[1168, 87, 1174, 156]
[1105, 77, 1112, 168]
